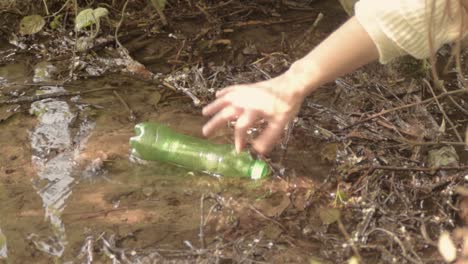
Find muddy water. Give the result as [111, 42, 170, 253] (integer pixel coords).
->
[0, 65, 331, 263]
[0, 1, 348, 261]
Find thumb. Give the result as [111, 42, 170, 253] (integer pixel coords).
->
[252, 119, 286, 155]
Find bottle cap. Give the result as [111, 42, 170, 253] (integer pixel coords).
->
[249, 160, 269, 180]
[129, 123, 144, 156]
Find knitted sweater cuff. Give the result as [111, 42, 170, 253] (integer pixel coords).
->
[355, 0, 468, 64]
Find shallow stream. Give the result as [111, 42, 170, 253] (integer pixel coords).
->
[0, 63, 331, 263]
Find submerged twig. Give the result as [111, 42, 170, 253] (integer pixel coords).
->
[0, 86, 122, 105]
[248, 204, 287, 231]
[199, 194, 207, 249]
[113, 90, 136, 121]
[337, 218, 362, 261]
[367, 228, 420, 264]
[162, 81, 201, 106]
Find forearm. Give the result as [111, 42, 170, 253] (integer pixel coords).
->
[286, 16, 379, 96]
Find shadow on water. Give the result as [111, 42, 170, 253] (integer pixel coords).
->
[0, 63, 331, 263]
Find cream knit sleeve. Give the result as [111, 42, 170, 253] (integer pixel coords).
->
[355, 0, 468, 64]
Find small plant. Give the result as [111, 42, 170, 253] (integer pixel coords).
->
[19, 15, 46, 35]
[74, 7, 109, 51]
[75, 7, 109, 37]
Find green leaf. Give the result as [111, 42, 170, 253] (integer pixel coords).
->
[75, 8, 95, 31]
[75, 7, 108, 31]
[336, 190, 348, 203]
[150, 0, 167, 11]
[93, 7, 109, 19]
[318, 207, 341, 225]
[19, 15, 46, 35]
[50, 14, 62, 30]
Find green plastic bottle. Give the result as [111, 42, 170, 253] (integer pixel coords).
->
[129, 122, 269, 179]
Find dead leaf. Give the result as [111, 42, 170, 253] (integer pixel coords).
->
[439, 118, 446, 134]
[263, 223, 283, 240]
[320, 143, 340, 163]
[0, 105, 18, 122]
[147, 91, 161, 107]
[125, 60, 153, 80]
[254, 192, 290, 218]
[427, 146, 459, 168]
[318, 207, 340, 225]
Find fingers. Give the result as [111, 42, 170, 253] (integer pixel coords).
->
[202, 106, 242, 137]
[234, 111, 258, 153]
[252, 119, 286, 155]
[215, 85, 243, 98]
[215, 87, 232, 98]
[202, 97, 229, 117]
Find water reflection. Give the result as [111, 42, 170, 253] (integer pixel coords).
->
[29, 86, 95, 257]
[0, 227, 7, 259]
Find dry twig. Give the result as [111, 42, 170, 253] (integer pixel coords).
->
[423, 79, 463, 142]
[343, 89, 468, 129]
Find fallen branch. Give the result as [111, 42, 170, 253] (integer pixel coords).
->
[227, 14, 321, 28]
[355, 164, 468, 173]
[343, 88, 468, 129]
[396, 139, 467, 147]
[0, 86, 122, 105]
[291, 12, 323, 52]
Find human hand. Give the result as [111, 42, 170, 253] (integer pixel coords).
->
[202, 73, 307, 155]
[202, 16, 381, 155]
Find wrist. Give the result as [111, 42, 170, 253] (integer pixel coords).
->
[285, 59, 324, 97]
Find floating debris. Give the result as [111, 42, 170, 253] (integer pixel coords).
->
[33, 61, 58, 83]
